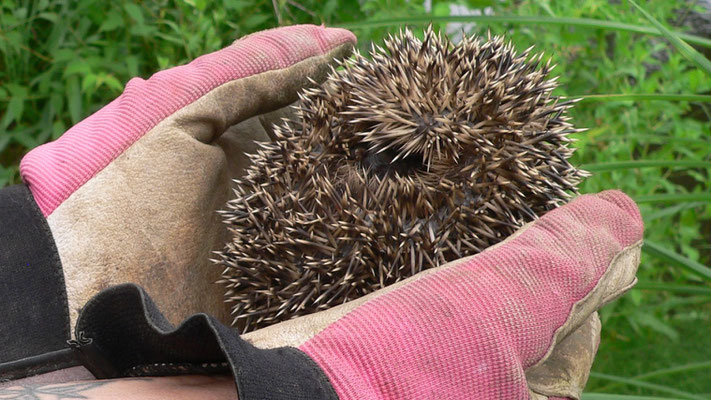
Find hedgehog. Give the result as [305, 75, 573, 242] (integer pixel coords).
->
[215, 26, 588, 332]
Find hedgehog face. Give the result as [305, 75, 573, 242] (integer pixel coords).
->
[217, 27, 588, 332]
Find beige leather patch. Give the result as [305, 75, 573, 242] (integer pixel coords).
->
[526, 313, 601, 399]
[49, 42, 354, 330]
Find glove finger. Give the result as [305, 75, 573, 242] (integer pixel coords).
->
[526, 312, 601, 400]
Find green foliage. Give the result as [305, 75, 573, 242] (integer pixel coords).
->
[2, 0, 711, 396]
[629, 0, 711, 76]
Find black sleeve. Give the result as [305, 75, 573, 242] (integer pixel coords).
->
[0, 184, 75, 381]
[73, 283, 338, 400]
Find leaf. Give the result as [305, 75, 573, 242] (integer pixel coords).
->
[634, 281, 711, 296]
[0, 134, 10, 154]
[465, 0, 495, 7]
[130, 24, 156, 38]
[194, 0, 208, 11]
[11, 127, 40, 148]
[322, 0, 339, 19]
[158, 19, 182, 34]
[628, 0, 711, 76]
[336, 16, 711, 49]
[634, 313, 679, 341]
[433, 2, 451, 17]
[584, 394, 693, 400]
[101, 74, 123, 92]
[533, 0, 555, 17]
[64, 59, 92, 76]
[52, 48, 76, 62]
[81, 73, 97, 91]
[0, 165, 16, 188]
[2, 84, 27, 129]
[4, 97, 25, 128]
[222, 0, 252, 10]
[634, 193, 711, 204]
[126, 56, 139, 77]
[66, 76, 82, 124]
[579, 94, 711, 103]
[242, 13, 271, 29]
[625, 361, 711, 381]
[582, 160, 711, 172]
[99, 11, 124, 32]
[643, 241, 711, 282]
[52, 120, 66, 140]
[14, 7, 27, 19]
[644, 202, 706, 222]
[153, 32, 184, 45]
[50, 92, 64, 116]
[123, 3, 145, 25]
[587, 372, 707, 400]
[37, 12, 58, 23]
[593, 133, 710, 145]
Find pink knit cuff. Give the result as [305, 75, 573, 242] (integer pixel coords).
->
[20, 25, 355, 217]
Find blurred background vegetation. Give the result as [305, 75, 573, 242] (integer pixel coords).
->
[2, 0, 711, 397]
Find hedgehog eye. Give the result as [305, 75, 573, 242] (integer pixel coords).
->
[359, 147, 426, 178]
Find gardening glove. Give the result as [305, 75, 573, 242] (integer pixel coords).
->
[71, 190, 643, 399]
[0, 24, 356, 381]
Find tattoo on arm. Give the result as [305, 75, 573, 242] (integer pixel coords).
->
[0, 381, 107, 400]
[0, 378, 152, 400]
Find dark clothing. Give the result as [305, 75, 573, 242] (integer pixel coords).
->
[0, 184, 338, 400]
[0, 185, 73, 379]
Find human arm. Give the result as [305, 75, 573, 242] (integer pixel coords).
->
[0, 376, 235, 400]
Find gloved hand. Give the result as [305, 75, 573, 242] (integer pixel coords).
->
[0, 24, 355, 382]
[73, 190, 643, 399]
[240, 190, 643, 399]
[18, 25, 355, 328]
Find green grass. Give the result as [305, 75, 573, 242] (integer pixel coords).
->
[2, 0, 711, 396]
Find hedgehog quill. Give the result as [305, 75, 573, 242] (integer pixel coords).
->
[216, 27, 588, 332]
